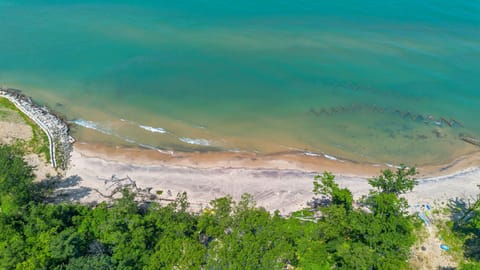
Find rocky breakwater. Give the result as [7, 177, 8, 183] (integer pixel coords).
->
[0, 88, 74, 170]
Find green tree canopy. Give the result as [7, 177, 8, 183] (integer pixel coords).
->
[313, 172, 353, 211]
[368, 165, 418, 195]
[0, 145, 34, 214]
[0, 145, 424, 269]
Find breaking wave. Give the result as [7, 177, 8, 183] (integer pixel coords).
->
[139, 125, 167, 134]
[179, 137, 211, 146]
[71, 119, 113, 136]
[74, 119, 213, 149]
[304, 152, 344, 162]
[304, 152, 322, 157]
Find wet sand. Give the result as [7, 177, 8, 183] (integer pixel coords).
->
[72, 142, 480, 177]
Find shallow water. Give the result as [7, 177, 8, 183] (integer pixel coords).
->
[1, 0, 479, 165]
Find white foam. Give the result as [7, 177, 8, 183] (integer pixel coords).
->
[125, 138, 136, 143]
[157, 149, 174, 155]
[305, 152, 343, 162]
[385, 163, 401, 169]
[179, 137, 211, 146]
[138, 143, 158, 150]
[304, 152, 322, 157]
[228, 149, 248, 153]
[73, 119, 172, 150]
[72, 119, 112, 136]
[323, 154, 339, 161]
[139, 125, 167, 134]
[119, 118, 137, 125]
[419, 167, 480, 183]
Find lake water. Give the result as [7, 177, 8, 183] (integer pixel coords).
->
[1, 0, 479, 165]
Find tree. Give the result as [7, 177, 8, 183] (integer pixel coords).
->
[312, 169, 417, 270]
[0, 145, 35, 214]
[368, 165, 417, 195]
[49, 228, 86, 264]
[451, 186, 480, 264]
[364, 166, 418, 218]
[313, 172, 353, 210]
[55, 255, 113, 270]
[455, 185, 480, 229]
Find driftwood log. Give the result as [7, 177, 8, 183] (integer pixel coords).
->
[92, 175, 175, 203]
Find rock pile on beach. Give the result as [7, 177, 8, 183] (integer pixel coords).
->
[0, 88, 74, 169]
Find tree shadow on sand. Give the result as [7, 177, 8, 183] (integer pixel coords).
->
[447, 196, 480, 262]
[447, 197, 470, 222]
[34, 174, 92, 203]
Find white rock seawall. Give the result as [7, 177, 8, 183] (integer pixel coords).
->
[0, 88, 74, 169]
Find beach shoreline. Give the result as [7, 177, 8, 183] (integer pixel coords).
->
[2, 87, 480, 213]
[62, 141, 480, 214]
[73, 140, 480, 178]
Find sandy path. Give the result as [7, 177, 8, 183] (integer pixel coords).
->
[0, 121, 32, 144]
[410, 224, 457, 269]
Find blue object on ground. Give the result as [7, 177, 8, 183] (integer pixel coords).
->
[440, 244, 450, 251]
[426, 204, 431, 210]
[418, 213, 430, 226]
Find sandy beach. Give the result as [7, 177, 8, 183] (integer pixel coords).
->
[3, 92, 480, 214]
[63, 142, 480, 214]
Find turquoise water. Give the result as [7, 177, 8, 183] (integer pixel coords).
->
[1, 0, 479, 164]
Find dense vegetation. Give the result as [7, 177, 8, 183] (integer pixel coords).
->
[0, 144, 432, 269]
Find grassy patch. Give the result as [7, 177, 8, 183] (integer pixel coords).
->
[0, 109, 8, 118]
[0, 97, 18, 110]
[434, 207, 480, 268]
[437, 220, 465, 262]
[413, 218, 429, 244]
[291, 208, 315, 218]
[0, 97, 50, 162]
